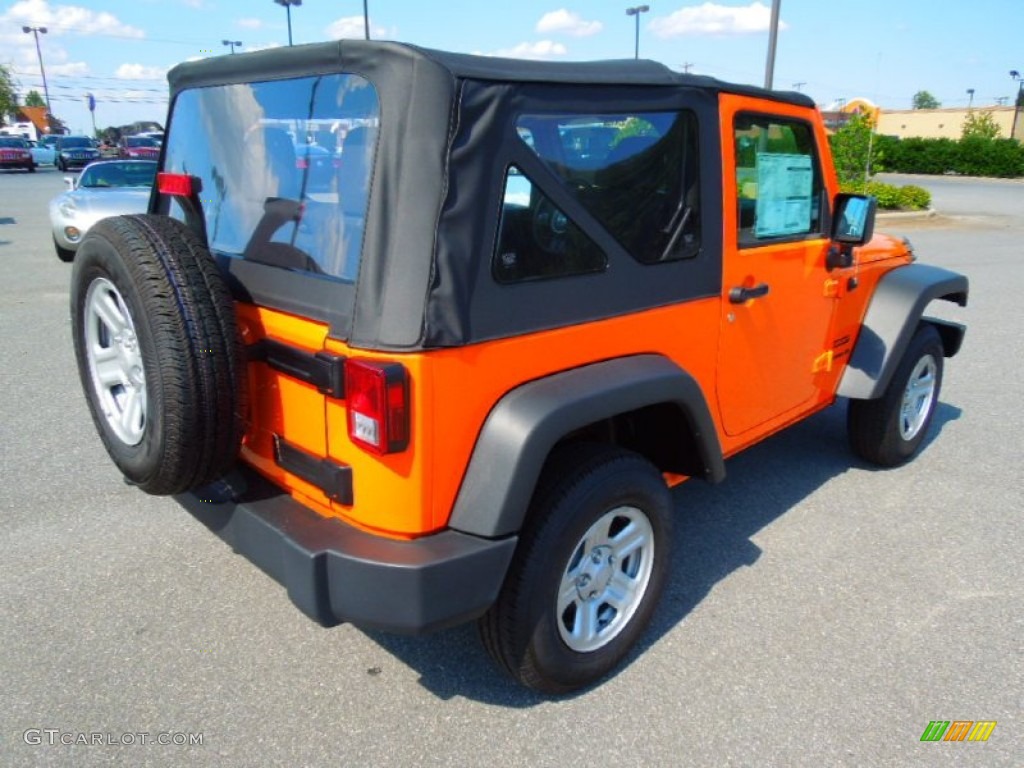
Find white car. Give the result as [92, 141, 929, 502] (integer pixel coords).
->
[49, 160, 157, 262]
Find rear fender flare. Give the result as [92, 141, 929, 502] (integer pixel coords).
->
[448, 354, 725, 539]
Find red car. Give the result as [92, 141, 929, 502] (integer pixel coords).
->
[0, 136, 36, 172]
[118, 136, 161, 160]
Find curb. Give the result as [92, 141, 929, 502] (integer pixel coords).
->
[877, 208, 937, 222]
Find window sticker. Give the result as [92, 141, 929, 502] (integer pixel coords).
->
[753, 153, 812, 238]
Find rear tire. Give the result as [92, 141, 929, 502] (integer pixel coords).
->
[71, 214, 246, 494]
[848, 324, 944, 467]
[479, 444, 672, 694]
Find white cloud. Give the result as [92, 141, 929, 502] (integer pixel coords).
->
[4, 0, 145, 38]
[536, 9, 602, 37]
[325, 15, 389, 40]
[48, 61, 89, 76]
[650, 2, 785, 38]
[238, 17, 263, 30]
[245, 42, 284, 53]
[115, 63, 169, 80]
[489, 40, 568, 60]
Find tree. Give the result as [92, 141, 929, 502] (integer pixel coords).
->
[912, 90, 940, 110]
[961, 109, 1002, 140]
[0, 63, 19, 123]
[24, 89, 45, 108]
[829, 112, 881, 188]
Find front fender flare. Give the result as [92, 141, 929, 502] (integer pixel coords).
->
[448, 354, 725, 539]
[839, 263, 968, 400]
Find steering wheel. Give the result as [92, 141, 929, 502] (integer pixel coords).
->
[531, 197, 570, 255]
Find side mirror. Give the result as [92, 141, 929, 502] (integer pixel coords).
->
[831, 193, 877, 245]
[64, 176, 75, 190]
[827, 193, 877, 270]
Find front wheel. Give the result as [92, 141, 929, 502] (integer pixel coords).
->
[479, 444, 672, 694]
[848, 323, 944, 467]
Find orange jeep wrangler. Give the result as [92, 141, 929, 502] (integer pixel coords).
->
[69, 41, 968, 693]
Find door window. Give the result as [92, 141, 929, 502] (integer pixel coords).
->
[734, 115, 824, 246]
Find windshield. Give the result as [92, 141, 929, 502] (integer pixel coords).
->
[79, 161, 157, 188]
[60, 137, 92, 149]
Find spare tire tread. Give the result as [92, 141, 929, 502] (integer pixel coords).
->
[71, 214, 244, 495]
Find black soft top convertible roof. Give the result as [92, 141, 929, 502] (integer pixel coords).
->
[167, 40, 814, 108]
[165, 41, 816, 350]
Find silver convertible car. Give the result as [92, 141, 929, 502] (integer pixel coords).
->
[49, 160, 157, 262]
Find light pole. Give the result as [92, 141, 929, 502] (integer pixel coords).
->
[21, 26, 51, 115]
[1011, 71, 1024, 141]
[222, 39, 242, 54]
[966, 88, 975, 108]
[274, 0, 302, 46]
[363, 0, 370, 40]
[625, 6, 649, 60]
[763, 0, 781, 89]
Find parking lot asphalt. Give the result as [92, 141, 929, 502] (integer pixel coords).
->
[1, 167, 1021, 767]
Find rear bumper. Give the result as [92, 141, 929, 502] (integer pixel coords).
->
[174, 469, 517, 634]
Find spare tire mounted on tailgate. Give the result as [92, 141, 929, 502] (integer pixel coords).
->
[70, 214, 245, 495]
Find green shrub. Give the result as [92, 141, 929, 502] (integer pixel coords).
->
[865, 180, 901, 209]
[896, 184, 931, 210]
[880, 135, 1024, 178]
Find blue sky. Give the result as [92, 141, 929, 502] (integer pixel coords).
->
[2, 0, 1022, 135]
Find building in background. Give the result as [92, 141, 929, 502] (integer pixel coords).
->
[877, 106, 1017, 140]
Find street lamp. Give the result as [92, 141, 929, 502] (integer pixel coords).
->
[625, 5, 649, 60]
[363, 0, 370, 40]
[222, 40, 242, 54]
[274, 0, 302, 47]
[966, 88, 975, 108]
[21, 26, 51, 114]
[1011, 71, 1024, 141]
[763, 0, 782, 89]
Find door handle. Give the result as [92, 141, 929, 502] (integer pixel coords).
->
[729, 282, 770, 304]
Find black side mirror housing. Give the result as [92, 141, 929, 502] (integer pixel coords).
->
[831, 193, 877, 245]
[827, 193, 877, 270]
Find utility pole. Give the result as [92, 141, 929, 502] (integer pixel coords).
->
[792, 81, 805, 92]
[363, 0, 370, 40]
[681, 62, 694, 73]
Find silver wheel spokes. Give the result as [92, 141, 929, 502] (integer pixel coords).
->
[84, 278, 147, 446]
[899, 354, 937, 441]
[557, 506, 654, 653]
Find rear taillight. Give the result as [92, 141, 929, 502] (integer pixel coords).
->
[296, 157, 309, 169]
[345, 359, 409, 455]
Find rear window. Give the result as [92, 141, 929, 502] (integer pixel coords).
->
[126, 137, 157, 148]
[163, 74, 380, 283]
[0, 137, 28, 148]
[60, 137, 92, 148]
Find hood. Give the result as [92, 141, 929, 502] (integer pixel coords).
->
[856, 231, 913, 265]
[61, 187, 152, 218]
